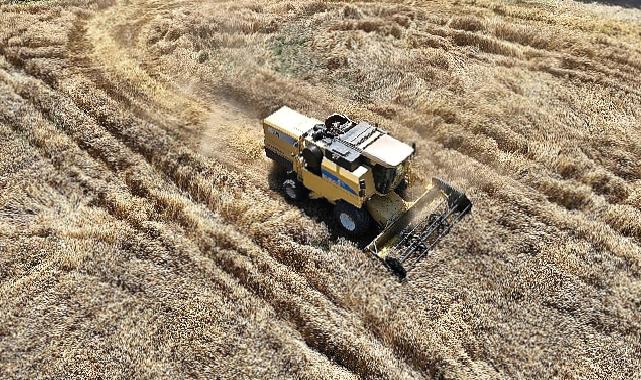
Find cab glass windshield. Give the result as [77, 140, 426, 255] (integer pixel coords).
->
[373, 163, 405, 194]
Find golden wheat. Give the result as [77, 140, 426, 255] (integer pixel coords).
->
[1, 0, 641, 379]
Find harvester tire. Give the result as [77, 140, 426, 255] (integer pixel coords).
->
[282, 178, 308, 201]
[334, 201, 372, 235]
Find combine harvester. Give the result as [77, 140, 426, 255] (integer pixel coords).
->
[263, 106, 472, 278]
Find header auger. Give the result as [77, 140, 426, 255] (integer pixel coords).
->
[263, 106, 472, 278]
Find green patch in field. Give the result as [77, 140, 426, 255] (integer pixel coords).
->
[270, 32, 317, 76]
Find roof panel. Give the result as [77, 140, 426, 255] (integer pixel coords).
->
[264, 106, 321, 137]
[362, 134, 414, 167]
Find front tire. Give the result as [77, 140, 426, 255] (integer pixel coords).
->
[334, 201, 372, 235]
[282, 178, 308, 201]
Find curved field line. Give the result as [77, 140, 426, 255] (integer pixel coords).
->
[0, 36, 428, 376]
[0, 75, 360, 380]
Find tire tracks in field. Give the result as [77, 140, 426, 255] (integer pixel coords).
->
[0, 70, 360, 380]
[66, 11, 199, 143]
[62, 75, 419, 380]
[62, 6, 436, 377]
[0, 43, 424, 378]
[68, 12, 272, 191]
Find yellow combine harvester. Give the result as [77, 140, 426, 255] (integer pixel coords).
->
[263, 106, 472, 278]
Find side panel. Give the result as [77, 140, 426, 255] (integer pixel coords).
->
[348, 166, 376, 200]
[301, 158, 376, 208]
[263, 122, 298, 166]
[302, 167, 363, 207]
[265, 147, 293, 171]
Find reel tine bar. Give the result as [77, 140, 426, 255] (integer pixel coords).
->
[389, 179, 472, 275]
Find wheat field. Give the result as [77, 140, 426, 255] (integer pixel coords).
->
[0, 0, 640, 378]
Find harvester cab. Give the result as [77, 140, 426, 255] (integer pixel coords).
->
[263, 106, 472, 278]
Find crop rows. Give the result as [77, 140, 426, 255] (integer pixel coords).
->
[1, 0, 640, 379]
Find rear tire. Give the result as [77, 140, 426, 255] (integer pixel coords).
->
[282, 178, 308, 201]
[334, 201, 372, 235]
